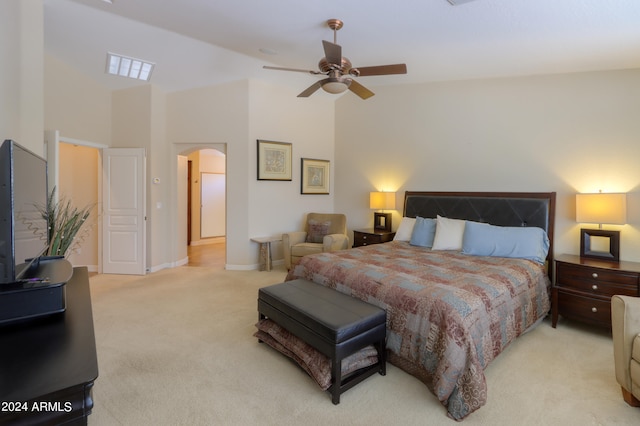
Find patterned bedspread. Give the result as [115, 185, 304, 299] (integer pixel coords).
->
[286, 241, 550, 420]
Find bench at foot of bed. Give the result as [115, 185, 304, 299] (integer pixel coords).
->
[257, 279, 386, 404]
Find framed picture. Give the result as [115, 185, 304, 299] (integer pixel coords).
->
[301, 158, 330, 194]
[257, 140, 292, 181]
[580, 228, 620, 261]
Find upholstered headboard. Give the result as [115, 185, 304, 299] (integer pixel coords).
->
[403, 191, 556, 269]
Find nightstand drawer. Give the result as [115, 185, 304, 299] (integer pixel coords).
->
[555, 263, 638, 296]
[556, 291, 611, 326]
[353, 229, 395, 248]
[355, 233, 383, 245]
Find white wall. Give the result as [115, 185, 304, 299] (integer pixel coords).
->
[148, 85, 170, 270]
[247, 79, 335, 265]
[167, 81, 251, 268]
[0, 0, 44, 156]
[168, 79, 335, 269]
[335, 69, 640, 262]
[44, 54, 112, 145]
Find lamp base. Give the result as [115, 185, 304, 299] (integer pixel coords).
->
[374, 212, 392, 232]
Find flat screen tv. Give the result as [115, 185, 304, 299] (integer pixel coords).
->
[0, 139, 49, 284]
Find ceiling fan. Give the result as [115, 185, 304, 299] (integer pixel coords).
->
[263, 19, 407, 100]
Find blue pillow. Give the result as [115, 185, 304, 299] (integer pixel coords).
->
[409, 217, 437, 248]
[462, 221, 549, 264]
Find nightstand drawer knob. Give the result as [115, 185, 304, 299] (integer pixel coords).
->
[592, 272, 598, 279]
[591, 307, 598, 313]
[363, 236, 368, 239]
[591, 284, 598, 291]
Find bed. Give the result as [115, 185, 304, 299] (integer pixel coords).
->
[286, 191, 556, 420]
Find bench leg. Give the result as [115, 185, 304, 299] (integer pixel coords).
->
[257, 312, 266, 343]
[331, 357, 342, 405]
[376, 339, 386, 376]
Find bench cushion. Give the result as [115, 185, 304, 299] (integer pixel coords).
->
[258, 279, 385, 344]
[255, 319, 379, 390]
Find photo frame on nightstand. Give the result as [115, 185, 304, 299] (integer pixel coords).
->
[374, 212, 392, 232]
[580, 228, 620, 261]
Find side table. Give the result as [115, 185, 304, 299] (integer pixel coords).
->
[552, 254, 640, 329]
[251, 236, 282, 271]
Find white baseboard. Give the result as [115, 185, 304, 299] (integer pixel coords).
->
[147, 257, 188, 273]
[225, 259, 284, 271]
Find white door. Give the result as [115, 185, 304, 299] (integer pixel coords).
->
[200, 172, 225, 238]
[102, 148, 146, 275]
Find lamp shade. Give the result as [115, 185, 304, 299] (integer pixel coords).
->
[576, 193, 627, 225]
[370, 192, 396, 210]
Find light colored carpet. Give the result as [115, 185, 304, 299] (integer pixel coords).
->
[87, 265, 639, 425]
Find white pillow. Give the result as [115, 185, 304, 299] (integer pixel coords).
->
[393, 217, 417, 241]
[432, 215, 466, 251]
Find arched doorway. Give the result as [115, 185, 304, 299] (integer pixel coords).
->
[175, 144, 226, 267]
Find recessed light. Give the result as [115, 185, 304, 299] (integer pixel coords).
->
[105, 52, 155, 81]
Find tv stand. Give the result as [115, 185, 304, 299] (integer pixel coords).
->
[0, 267, 98, 425]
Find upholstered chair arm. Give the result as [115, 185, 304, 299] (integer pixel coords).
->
[612, 295, 640, 394]
[283, 231, 307, 270]
[322, 233, 349, 252]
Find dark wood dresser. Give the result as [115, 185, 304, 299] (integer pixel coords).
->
[0, 267, 98, 425]
[552, 254, 640, 329]
[353, 229, 396, 248]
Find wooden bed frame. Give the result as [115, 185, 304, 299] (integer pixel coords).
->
[402, 191, 556, 276]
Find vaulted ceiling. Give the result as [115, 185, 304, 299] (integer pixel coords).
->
[44, 0, 640, 94]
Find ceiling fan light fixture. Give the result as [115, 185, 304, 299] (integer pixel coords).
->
[321, 80, 349, 94]
[321, 71, 351, 94]
[263, 18, 405, 100]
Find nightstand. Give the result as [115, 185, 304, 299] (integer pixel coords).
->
[353, 229, 396, 248]
[552, 254, 640, 329]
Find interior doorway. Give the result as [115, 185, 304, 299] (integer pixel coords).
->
[179, 146, 226, 266]
[58, 142, 100, 270]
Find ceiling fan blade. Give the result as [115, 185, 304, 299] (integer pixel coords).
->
[322, 40, 342, 66]
[297, 81, 323, 98]
[353, 64, 407, 77]
[348, 79, 375, 100]
[263, 66, 322, 75]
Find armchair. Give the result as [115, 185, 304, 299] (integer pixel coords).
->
[282, 213, 349, 270]
[611, 295, 640, 407]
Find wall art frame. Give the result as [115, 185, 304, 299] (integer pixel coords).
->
[301, 158, 330, 194]
[257, 140, 292, 181]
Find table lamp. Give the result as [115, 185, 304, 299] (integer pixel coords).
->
[576, 192, 626, 261]
[370, 191, 396, 232]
